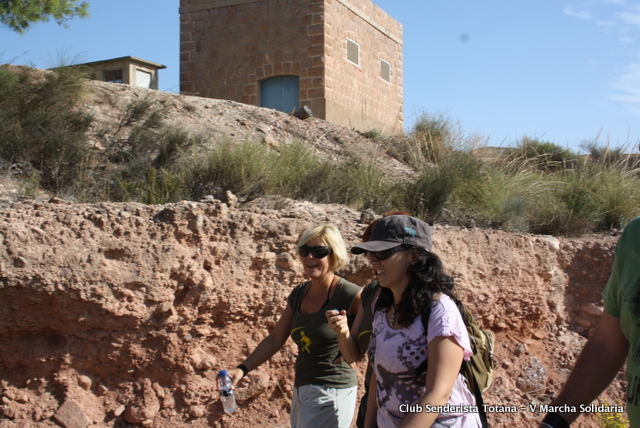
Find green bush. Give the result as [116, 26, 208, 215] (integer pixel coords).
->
[514, 137, 577, 171]
[185, 139, 395, 212]
[385, 112, 486, 170]
[187, 140, 276, 202]
[524, 158, 640, 235]
[400, 151, 484, 223]
[2, 72, 638, 237]
[0, 65, 93, 194]
[117, 168, 189, 205]
[581, 139, 628, 167]
[455, 160, 546, 232]
[297, 157, 393, 211]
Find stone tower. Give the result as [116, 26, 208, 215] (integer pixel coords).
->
[180, 0, 403, 133]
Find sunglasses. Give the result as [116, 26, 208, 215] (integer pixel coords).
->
[366, 246, 408, 261]
[299, 245, 333, 259]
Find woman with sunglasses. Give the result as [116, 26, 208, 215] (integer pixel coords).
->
[351, 215, 481, 428]
[227, 223, 362, 428]
[326, 211, 409, 428]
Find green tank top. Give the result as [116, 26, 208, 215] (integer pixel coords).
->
[357, 281, 380, 353]
[357, 280, 380, 388]
[288, 277, 361, 388]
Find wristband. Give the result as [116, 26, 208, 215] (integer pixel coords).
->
[236, 364, 249, 378]
[541, 412, 570, 428]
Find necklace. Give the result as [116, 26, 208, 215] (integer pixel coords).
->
[390, 303, 398, 327]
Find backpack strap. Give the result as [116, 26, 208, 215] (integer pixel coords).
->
[463, 360, 488, 428]
[414, 301, 432, 378]
[420, 300, 489, 428]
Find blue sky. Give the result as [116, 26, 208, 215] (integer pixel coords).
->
[2, 0, 640, 152]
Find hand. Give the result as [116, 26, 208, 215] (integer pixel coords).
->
[325, 309, 349, 335]
[227, 367, 245, 388]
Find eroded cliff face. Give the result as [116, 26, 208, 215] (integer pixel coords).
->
[0, 196, 623, 428]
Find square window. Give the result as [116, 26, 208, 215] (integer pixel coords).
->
[380, 59, 391, 83]
[104, 69, 123, 84]
[347, 39, 359, 66]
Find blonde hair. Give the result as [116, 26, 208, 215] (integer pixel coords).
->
[296, 223, 349, 272]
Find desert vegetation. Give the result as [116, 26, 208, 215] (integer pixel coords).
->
[1, 64, 639, 236]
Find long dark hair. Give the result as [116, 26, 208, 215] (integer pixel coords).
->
[375, 247, 462, 326]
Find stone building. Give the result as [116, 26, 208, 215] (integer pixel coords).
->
[79, 56, 166, 89]
[179, 0, 403, 133]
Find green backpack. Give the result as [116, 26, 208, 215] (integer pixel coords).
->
[457, 304, 496, 393]
[420, 300, 496, 427]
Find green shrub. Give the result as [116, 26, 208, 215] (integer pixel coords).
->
[386, 112, 486, 170]
[360, 129, 382, 139]
[185, 139, 395, 211]
[187, 140, 276, 201]
[266, 141, 323, 199]
[90, 95, 199, 204]
[298, 157, 393, 211]
[2, 73, 638, 237]
[0, 65, 93, 194]
[524, 159, 640, 235]
[399, 151, 484, 223]
[117, 168, 189, 205]
[456, 160, 547, 232]
[581, 139, 629, 167]
[514, 137, 577, 171]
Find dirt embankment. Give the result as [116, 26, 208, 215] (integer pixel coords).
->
[0, 195, 623, 428]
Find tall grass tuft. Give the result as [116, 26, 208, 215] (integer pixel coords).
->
[514, 137, 578, 171]
[0, 65, 93, 195]
[188, 140, 276, 202]
[400, 151, 483, 223]
[384, 112, 486, 169]
[2, 70, 638, 236]
[455, 157, 548, 232]
[186, 140, 395, 212]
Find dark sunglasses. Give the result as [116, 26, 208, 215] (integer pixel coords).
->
[299, 245, 333, 259]
[366, 246, 408, 261]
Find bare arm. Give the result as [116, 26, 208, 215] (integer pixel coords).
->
[228, 303, 295, 386]
[325, 289, 364, 364]
[540, 311, 629, 425]
[398, 336, 464, 428]
[364, 369, 378, 428]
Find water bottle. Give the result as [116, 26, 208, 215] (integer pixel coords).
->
[217, 370, 237, 413]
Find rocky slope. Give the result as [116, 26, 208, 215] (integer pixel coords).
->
[0, 71, 627, 427]
[0, 195, 624, 428]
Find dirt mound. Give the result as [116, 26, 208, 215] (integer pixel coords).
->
[0, 195, 623, 427]
[83, 78, 414, 182]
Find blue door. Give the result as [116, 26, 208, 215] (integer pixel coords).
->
[260, 75, 299, 114]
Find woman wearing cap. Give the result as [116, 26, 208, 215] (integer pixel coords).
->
[227, 223, 361, 428]
[348, 215, 481, 428]
[325, 211, 409, 428]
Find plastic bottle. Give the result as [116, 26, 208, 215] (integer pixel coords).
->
[217, 370, 237, 413]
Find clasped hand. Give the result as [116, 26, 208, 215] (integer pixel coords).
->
[325, 309, 349, 335]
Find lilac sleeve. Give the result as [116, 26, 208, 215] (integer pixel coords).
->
[425, 295, 473, 361]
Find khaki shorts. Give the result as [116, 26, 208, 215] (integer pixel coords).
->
[290, 384, 357, 428]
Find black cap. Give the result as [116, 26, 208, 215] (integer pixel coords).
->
[351, 215, 432, 254]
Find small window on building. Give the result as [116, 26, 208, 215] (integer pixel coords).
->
[380, 59, 391, 83]
[347, 39, 359, 66]
[104, 69, 123, 84]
